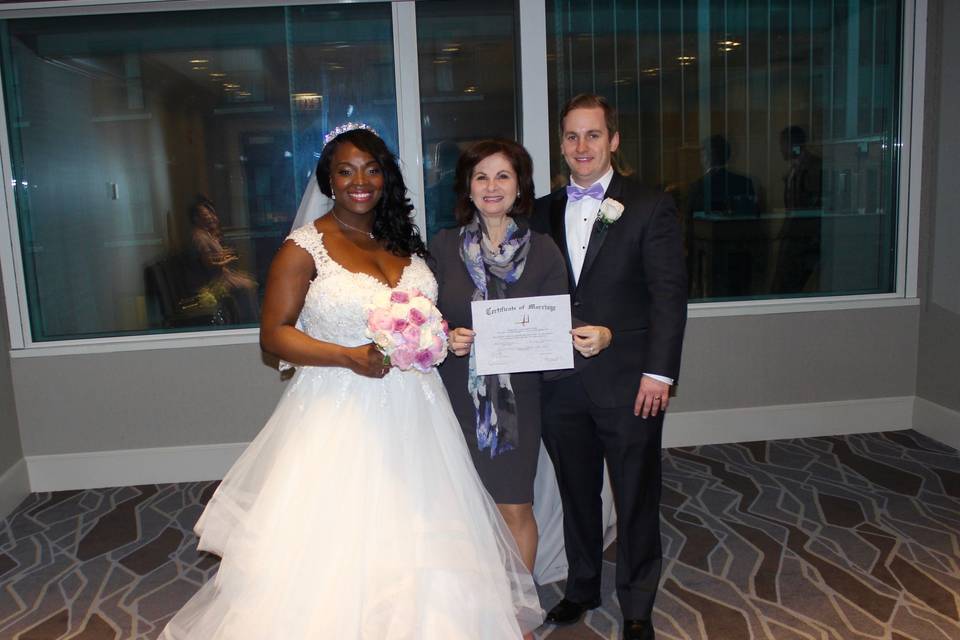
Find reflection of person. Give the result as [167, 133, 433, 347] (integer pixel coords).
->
[686, 135, 759, 298]
[185, 197, 259, 323]
[687, 134, 757, 216]
[774, 125, 823, 293]
[161, 126, 543, 639]
[532, 94, 687, 640]
[780, 125, 822, 209]
[424, 139, 461, 235]
[428, 140, 567, 609]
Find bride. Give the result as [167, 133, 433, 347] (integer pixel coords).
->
[160, 125, 544, 639]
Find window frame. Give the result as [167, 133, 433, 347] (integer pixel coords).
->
[0, 0, 926, 357]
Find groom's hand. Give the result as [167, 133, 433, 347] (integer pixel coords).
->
[571, 325, 612, 357]
[634, 376, 670, 418]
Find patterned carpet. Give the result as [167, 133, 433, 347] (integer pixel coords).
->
[1, 430, 958, 639]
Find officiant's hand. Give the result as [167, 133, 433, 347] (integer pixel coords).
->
[346, 343, 391, 378]
[448, 327, 475, 357]
[571, 325, 612, 358]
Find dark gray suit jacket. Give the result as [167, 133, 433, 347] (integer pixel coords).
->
[532, 172, 688, 408]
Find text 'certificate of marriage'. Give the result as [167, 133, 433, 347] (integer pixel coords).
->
[471, 294, 573, 376]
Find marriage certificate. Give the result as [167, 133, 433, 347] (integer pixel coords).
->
[471, 294, 574, 376]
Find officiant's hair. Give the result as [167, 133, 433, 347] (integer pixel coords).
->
[316, 129, 426, 257]
[452, 138, 535, 226]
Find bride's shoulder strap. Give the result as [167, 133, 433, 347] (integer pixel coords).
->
[285, 224, 330, 269]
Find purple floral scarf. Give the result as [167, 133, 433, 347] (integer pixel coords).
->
[459, 215, 531, 458]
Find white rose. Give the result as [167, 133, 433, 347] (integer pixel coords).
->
[419, 330, 434, 349]
[598, 198, 625, 224]
[372, 330, 393, 350]
[391, 303, 411, 319]
[409, 296, 432, 316]
[371, 290, 392, 308]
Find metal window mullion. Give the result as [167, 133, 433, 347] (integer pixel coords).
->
[900, 0, 924, 298]
[681, 0, 686, 146]
[658, 0, 665, 184]
[0, 30, 30, 349]
[745, 0, 750, 173]
[391, 1, 426, 235]
[635, 0, 643, 178]
[519, 0, 551, 196]
[724, 0, 729, 140]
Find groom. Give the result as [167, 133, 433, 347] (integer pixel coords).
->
[532, 94, 687, 640]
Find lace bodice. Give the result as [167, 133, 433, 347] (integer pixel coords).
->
[286, 224, 438, 349]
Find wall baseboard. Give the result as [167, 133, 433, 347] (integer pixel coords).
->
[663, 395, 915, 448]
[913, 397, 960, 451]
[0, 458, 30, 520]
[26, 442, 248, 493]
[23, 396, 921, 492]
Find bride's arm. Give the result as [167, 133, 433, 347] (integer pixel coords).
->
[259, 241, 386, 377]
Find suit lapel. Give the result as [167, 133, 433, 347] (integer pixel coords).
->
[576, 173, 622, 292]
[549, 192, 577, 291]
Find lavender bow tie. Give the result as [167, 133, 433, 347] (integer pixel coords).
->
[566, 182, 605, 202]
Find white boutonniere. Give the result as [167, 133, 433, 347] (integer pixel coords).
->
[596, 198, 625, 231]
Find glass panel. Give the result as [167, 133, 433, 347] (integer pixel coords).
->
[416, 0, 519, 239]
[546, 0, 902, 301]
[1, 3, 396, 341]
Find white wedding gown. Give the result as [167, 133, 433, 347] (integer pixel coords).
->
[160, 224, 544, 639]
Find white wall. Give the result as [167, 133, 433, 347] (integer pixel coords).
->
[7, 304, 918, 458]
[914, 0, 960, 450]
[0, 275, 27, 517]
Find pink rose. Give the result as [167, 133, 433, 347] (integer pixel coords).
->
[428, 335, 445, 358]
[401, 323, 421, 345]
[393, 318, 409, 332]
[390, 291, 410, 304]
[409, 287, 422, 298]
[440, 319, 449, 335]
[408, 307, 427, 326]
[415, 349, 435, 370]
[368, 308, 393, 332]
[391, 346, 416, 369]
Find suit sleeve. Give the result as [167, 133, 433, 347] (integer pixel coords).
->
[530, 197, 552, 235]
[641, 194, 688, 381]
[536, 234, 570, 297]
[426, 229, 447, 280]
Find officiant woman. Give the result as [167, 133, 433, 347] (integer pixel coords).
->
[429, 138, 568, 578]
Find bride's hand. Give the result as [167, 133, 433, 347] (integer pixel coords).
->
[347, 343, 390, 378]
[447, 327, 475, 357]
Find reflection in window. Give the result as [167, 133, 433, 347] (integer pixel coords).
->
[1, 4, 396, 340]
[547, 0, 902, 301]
[416, 0, 519, 240]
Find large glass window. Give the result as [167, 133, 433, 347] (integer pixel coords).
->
[547, 0, 903, 301]
[1, 4, 396, 341]
[416, 0, 519, 239]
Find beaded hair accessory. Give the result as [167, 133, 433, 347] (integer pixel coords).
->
[323, 122, 378, 147]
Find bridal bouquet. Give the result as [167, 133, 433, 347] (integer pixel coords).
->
[365, 289, 449, 372]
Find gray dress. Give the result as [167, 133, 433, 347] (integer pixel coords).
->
[429, 223, 569, 504]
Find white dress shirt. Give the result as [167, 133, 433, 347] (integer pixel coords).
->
[564, 168, 674, 387]
[565, 168, 614, 286]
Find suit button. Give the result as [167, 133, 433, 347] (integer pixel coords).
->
[573, 301, 581, 307]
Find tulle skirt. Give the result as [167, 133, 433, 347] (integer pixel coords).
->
[160, 366, 543, 639]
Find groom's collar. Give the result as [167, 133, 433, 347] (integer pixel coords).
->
[568, 167, 615, 194]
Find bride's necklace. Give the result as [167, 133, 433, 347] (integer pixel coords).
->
[332, 212, 374, 239]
